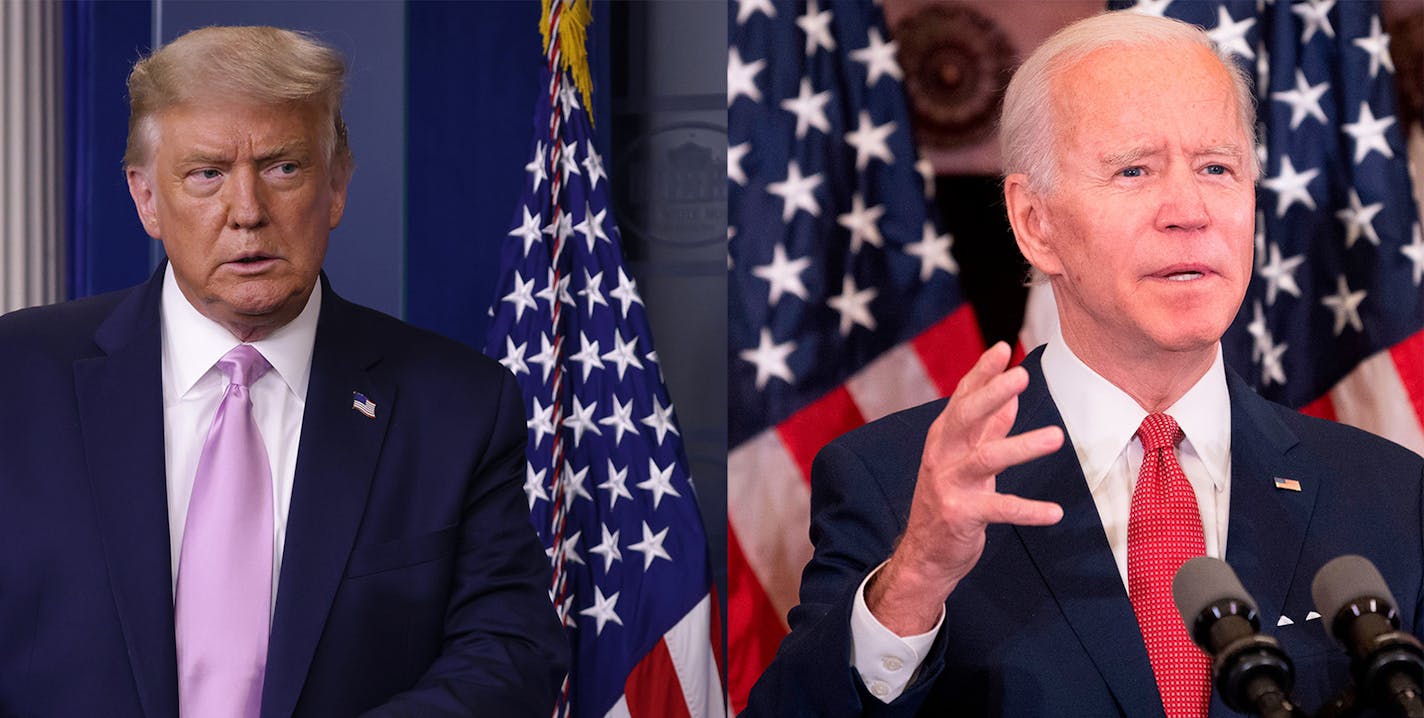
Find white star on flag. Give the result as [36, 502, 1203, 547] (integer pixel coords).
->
[598, 397, 638, 448]
[500, 271, 538, 322]
[797, 0, 836, 56]
[562, 396, 602, 447]
[574, 203, 609, 252]
[780, 77, 833, 140]
[589, 524, 622, 572]
[509, 206, 543, 257]
[851, 27, 902, 86]
[752, 244, 812, 306]
[766, 160, 824, 222]
[607, 267, 644, 319]
[641, 396, 681, 446]
[578, 585, 623, 635]
[568, 332, 605, 381]
[597, 458, 633, 510]
[628, 520, 673, 570]
[600, 332, 643, 380]
[905, 221, 958, 280]
[1351, 16, 1393, 80]
[1261, 156, 1319, 217]
[738, 328, 796, 389]
[837, 193, 886, 253]
[844, 110, 896, 170]
[1207, 6, 1255, 60]
[826, 275, 879, 336]
[499, 337, 529, 377]
[1320, 275, 1367, 336]
[582, 140, 607, 190]
[728, 47, 765, 105]
[527, 398, 556, 449]
[1257, 243, 1305, 305]
[1292, 0, 1336, 44]
[728, 142, 750, 186]
[637, 459, 683, 510]
[1270, 69, 1328, 130]
[1342, 102, 1396, 164]
[1336, 189, 1384, 248]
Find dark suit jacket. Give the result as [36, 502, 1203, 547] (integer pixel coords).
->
[0, 268, 569, 717]
[745, 347, 1424, 717]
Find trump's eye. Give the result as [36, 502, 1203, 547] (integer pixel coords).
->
[278, 162, 298, 174]
[196, 169, 221, 180]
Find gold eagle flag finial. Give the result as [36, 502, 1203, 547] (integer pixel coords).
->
[540, 0, 595, 127]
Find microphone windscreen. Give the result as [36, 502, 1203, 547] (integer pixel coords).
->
[1311, 554, 1394, 625]
[1173, 556, 1254, 629]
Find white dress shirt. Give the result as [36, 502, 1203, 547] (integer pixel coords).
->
[851, 333, 1233, 702]
[160, 264, 320, 614]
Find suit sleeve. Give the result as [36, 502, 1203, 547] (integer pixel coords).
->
[362, 369, 570, 717]
[741, 439, 951, 718]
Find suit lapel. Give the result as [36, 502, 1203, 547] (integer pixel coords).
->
[262, 284, 393, 718]
[1007, 351, 1164, 716]
[1221, 371, 1317, 637]
[73, 269, 180, 718]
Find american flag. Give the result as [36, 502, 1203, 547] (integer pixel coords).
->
[1032, 0, 1424, 452]
[484, 2, 723, 716]
[726, 0, 983, 711]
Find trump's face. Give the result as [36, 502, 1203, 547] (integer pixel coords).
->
[126, 100, 349, 341]
[1011, 43, 1255, 363]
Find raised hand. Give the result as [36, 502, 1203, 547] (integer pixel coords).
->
[865, 342, 1065, 635]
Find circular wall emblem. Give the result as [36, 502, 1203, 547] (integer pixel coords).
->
[894, 3, 1014, 150]
[612, 122, 728, 250]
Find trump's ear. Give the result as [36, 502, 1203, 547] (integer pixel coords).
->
[125, 167, 162, 240]
[328, 160, 352, 229]
[1004, 173, 1062, 277]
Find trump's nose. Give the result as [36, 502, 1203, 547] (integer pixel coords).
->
[225, 165, 270, 230]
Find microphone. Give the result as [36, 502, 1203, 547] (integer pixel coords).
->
[1312, 555, 1424, 718]
[1173, 556, 1304, 718]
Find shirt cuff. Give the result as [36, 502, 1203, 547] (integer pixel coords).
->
[849, 562, 944, 704]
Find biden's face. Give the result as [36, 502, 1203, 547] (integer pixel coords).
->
[1015, 43, 1256, 361]
[127, 100, 349, 341]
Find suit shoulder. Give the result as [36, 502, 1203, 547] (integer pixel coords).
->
[1272, 403, 1424, 471]
[337, 301, 508, 384]
[824, 397, 946, 456]
[0, 289, 131, 361]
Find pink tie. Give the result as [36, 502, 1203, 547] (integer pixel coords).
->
[1127, 413, 1210, 718]
[176, 344, 273, 718]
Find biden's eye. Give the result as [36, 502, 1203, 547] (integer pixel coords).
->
[1119, 166, 1144, 178]
[1204, 164, 1227, 175]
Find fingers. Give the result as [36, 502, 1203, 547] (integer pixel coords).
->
[965, 425, 1064, 476]
[952, 341, 1013, 398]
[976, 492, 1063, 527]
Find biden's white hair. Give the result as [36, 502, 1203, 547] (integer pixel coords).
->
[1000, 11, 1259, 194]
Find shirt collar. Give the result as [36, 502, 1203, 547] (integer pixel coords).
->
[160, 263, 321, 400]
[1039, 327, 1230, 493]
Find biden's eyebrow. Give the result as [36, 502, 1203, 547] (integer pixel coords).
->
[1098, 145, 1162, 168]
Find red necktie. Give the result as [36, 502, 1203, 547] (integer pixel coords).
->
[1127, 413, 1210, 718]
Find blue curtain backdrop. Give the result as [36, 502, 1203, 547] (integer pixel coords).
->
[64, 0, 152, 299]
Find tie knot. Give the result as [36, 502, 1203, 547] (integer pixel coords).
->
[217, 344, 271, 388]
[1137, 412, 1182, 453]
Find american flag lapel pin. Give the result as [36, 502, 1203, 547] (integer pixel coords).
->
[352, 391, 376, 419]
[1273, 476, 1302, 492]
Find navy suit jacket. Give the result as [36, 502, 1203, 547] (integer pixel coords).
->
[0, 268, 569, 717]
[745, 348, 1424, 717]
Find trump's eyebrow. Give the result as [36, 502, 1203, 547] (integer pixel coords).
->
[176, 141, 311, 166]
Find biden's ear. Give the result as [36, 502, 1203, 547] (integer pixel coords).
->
[1004, 173, 1063, 277]
[125, 167, 162, 240]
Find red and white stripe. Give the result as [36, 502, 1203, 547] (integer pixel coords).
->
[726, 307, 982, 713]
[604, 594, 725, 718]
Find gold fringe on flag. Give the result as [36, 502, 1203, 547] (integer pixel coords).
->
[540, 0, 595, 126]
